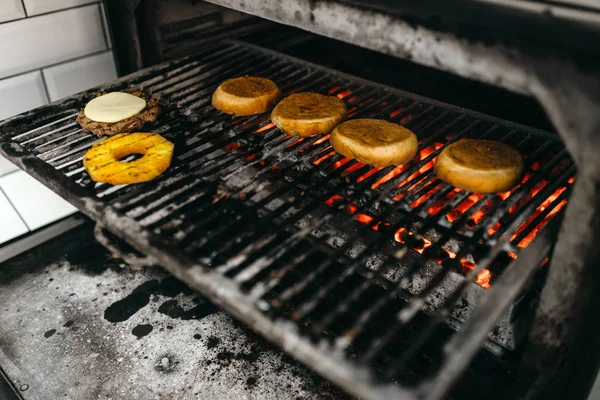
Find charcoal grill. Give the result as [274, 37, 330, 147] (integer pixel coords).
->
[0, 35, 583, 399]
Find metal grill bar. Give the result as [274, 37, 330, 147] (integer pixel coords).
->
[0, 40, 574, 400]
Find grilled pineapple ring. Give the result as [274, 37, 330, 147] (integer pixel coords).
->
[84, 132, 174, 185]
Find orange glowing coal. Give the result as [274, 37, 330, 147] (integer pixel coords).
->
[510, 186, 569, 248]
[301, 125, 575, 290]
[254, 122, 276, 133]
[395, 227, 492, 288]
[313, 150, 336, 166]
[224, 142, 241, 151]
[393, 144, 443, 202]
[390, 109, 403, 118]
[461, 259, 492, 289]
[325, 195, 387, 231]
[337, 90, 352, 99]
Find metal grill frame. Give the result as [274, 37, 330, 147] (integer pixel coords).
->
[0, 40, 574, 400]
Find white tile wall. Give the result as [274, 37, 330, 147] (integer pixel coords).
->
[43, 51, 117, 101]
[0, 70, 48, 120]
[24, 0, 97, 16]
[0, 0, 115, 246]
[0, 189, 29, 243]
[0, 4, 107, 79]
[0, 158, 18, 176]
[0, 0, 25, 23]
[0, 171, 77, 231]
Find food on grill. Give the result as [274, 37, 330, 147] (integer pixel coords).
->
[77, 91, 160, 137]
[271, 92, 347, 137]
[329, 119, 418, 167]
[212, 76, 280, 116]
[83, 132, 174, 185]
[434, 138, 524, 193]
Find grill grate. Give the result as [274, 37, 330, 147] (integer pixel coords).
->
[0, 40, 574, 400]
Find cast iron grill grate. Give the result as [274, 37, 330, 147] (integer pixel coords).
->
[0, 40, 574, 400]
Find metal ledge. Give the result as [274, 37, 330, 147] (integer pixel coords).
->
[203, 0, 597, 99]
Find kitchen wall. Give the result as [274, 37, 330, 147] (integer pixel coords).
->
[0, 0, 116, 245]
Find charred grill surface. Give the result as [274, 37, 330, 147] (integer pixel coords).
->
[0, 41, 575, 400]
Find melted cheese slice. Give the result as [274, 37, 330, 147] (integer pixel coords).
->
[84, 92, 147, 123]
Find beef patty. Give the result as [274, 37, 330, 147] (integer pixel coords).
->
[76, 91, 160, 137]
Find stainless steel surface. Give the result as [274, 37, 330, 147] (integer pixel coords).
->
[0, 40, 575, 400]
[203, 0, 598, 97]
[0, 224, 349, 400]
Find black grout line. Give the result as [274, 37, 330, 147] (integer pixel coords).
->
[0, 186, 31, 232]
[0, 49, 112, 83]
[20, 0, 28, 17]
[0, 168, 23, 179]
[39, 69, 51, 102]
[0, 1, 100, 26]
[98, 2, 111, 51]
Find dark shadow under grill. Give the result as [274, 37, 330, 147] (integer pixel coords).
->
[0, 40, 575, 400]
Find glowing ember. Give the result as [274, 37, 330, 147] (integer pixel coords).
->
[287, 137, 305, 148]
[333, 157, 351, 169]
[328, 87, 341, 94]
[390, 109, 403, 118]
[372, 165, 407, 190]
[342, 162, 366, 176]
[324, 195, 386, 230]
[224, 142, 241, 151]
[312, 134, 331, 146]
[313, 150, 336, 166]
[511, 186, 569, 248]
[254, 122, 276, 133]
[337, 90, 352, 99]
[460, 259, 491, 289]
[357, 167, 381, 183]
[309, 135, 574, 291]
[443, 193, 484, 223]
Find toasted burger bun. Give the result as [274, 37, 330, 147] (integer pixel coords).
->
[212, 76, 280, 116]
[329, 119, 418, 167]
[434, 138, 524, 193]
[271, 92, 347, 137]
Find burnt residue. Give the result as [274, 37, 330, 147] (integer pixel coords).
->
[44, 329, 56, 338]
[132, 324, 153, 339]
[62, 229, 124, 275]
[206, 336, 221, 349]
[157, 297, 218, 321]
[154, 275, 192, 297]
[63, 320, 74, 328]
[216, 351, 234, 366]
[246, 376, 257, 387]
[104, 280, 158, 322]
[103, 274, 208, 323]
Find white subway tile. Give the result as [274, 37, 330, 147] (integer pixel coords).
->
[23, 0, 97, 16]
[0, 0, 25, 23]
[0, 171, 76, 231]
[43, 51, 116, 101]
[0, 189, 29, 244]
[0, 71, 48, 120]
[0, 5, 107, 79]
[0, 157, 18, 176]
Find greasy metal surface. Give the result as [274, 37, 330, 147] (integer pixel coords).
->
[0, 224, 350, 400]
[516, 66, 600, 399]
[0, 41, 575, 400]
[203, 0, 598, 97]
